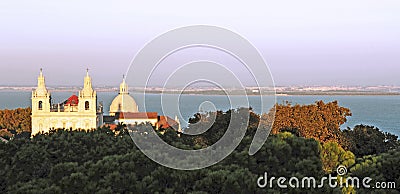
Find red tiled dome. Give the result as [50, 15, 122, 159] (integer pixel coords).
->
[65, 95, 79, 106]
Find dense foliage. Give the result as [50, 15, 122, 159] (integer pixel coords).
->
[343, 124, 400, 157]
[0, 128, 343, 193]
[0, 102, 399, 193]
[272, 101, 351, 145]
[350, 149, 400, 193]
[0, 108, 31, 134]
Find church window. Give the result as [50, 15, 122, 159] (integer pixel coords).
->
[85, 101, 90, 110]
[38, 101, 43, 110]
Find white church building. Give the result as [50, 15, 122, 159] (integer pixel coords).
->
[31, 69, 103, 135]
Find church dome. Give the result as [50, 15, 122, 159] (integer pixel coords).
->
[110, 94, 138, 115]
[109, 77, 138, 116]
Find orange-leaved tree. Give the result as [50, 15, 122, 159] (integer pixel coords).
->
[272, 101, 351, 145]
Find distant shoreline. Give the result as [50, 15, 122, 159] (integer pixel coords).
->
[0, 88, 399, 96]
[274, 92, 400, 96]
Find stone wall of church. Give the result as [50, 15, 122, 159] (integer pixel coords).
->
[31, 112, 98, 135]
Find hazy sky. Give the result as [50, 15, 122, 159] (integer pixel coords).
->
[1, 0, 399, 86]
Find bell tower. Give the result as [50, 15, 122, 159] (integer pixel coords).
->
[119, 75, 129, 94]
[31, 68, 51, 135]
[32, 68, 51, 113]
[78, 69, 97, 114]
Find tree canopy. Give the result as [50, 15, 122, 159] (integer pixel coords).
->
[343, 124, 400, 157]
[272, 100, 351, 145]
[0, 107, 31, 134]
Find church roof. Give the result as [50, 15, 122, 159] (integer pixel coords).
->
[157, 116, 179, 129]
[116, 112, 158, 119]
[109, 77, 138, 114]
[64, 95, 79, 106]
[110, 94, 138, 113]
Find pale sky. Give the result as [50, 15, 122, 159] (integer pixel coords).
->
[0, 0, 399, 86]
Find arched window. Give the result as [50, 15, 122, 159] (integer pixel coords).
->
[85, 101, 90, 110]
[38, 101, 43, 110]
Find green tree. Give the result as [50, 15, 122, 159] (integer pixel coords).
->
[350, 149, 400, 193]
[320, 141, 355, 174]
[343, 124, 400, 157]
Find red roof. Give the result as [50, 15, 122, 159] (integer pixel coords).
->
[104, 124, 118, 131]
[157, 116, 178, 129]
[116, 112, 158, 119]
[65, 95, 79, 106]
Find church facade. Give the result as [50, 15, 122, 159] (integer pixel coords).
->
[31, 69, 181, 136]
[31, 69, 103, 135]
